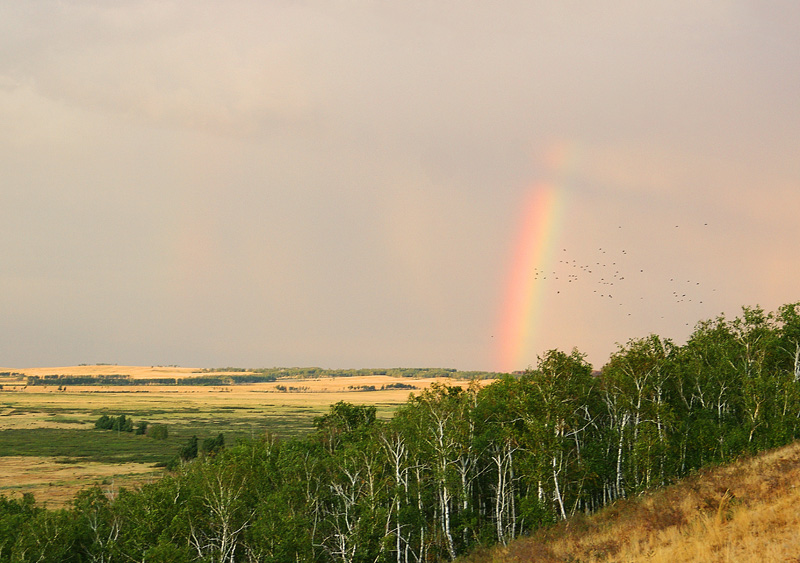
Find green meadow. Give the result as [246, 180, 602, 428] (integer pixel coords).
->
[0, 374, 477, 504]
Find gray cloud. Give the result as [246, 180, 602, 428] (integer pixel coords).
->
[2, 1, 799, 370]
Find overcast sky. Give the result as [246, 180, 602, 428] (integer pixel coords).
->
[2, 1, 799, 372]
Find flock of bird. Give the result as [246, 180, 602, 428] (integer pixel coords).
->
[533, 222, 716, 327]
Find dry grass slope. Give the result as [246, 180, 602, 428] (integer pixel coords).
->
[468, 441, 800, 563]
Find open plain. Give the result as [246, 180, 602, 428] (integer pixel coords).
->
[0, 365, 482, 506]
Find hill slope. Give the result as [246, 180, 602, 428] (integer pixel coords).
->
[467, 441, 800, 563]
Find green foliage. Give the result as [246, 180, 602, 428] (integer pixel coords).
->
[0, 493, 40, 560]
[94, 414, 113, 430]
[147, 423, 169, 440]
[94, 413, 134, 432]
[314, 401, 377, 434]
[113, 414, 133, 432]
[141, 541, 193, 562]
[382, 382, 418, 390]
[347, 384, 377, 391]
[0, 428, 178, 464]
[201, 433, 225, 456]
[314, 401, 378, 453]
[11, 506, 81, 562]
[9, 302, 800, 563]
[179, 436, 198, 462]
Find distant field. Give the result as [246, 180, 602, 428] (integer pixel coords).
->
[0, 366, 482, 506]
[1, 365, 202, 379]
[0, 456, 162, 507]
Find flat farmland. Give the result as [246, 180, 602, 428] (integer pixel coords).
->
[0, 366, 483, 506]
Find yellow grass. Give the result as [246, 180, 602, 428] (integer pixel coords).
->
[0, 456, 163, 507]
[1, 366, 484, 507]
[0, 363, 477, 390]
[1, 365, 201, 379]
[0, 376, 473, 430]
[484, 441, 800, 563]
[0, 410, 94, 430]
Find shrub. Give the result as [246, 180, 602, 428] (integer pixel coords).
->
[202, 433, 225, 456]
[382, 382, 417, 390]
[94, 415, 113, 430]
[95, 414, 134, 433]
[111, 414, 133, 433]
[179, 436, 198, 461]
[146, 424, 169, 440]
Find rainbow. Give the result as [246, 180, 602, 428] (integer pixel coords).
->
[496, 182, 566, 373]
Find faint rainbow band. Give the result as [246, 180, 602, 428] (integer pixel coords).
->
[496, 182, 565, 373]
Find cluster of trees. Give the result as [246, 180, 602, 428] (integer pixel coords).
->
[29, 374, 182, 386]
[1, 303, 799, 562]
[94, 415, 168, 440]
[274, 385, 310, 393]
[179, 375, 278, 386]
[341, 383, 418, 391]
[177, 434, 226, 462]
[382, 383, 418, 390]
[94, 414, 135, 433]
[342, 383, 418, 391]
[28, 374, 139, 386]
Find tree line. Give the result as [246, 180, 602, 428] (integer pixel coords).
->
[25, 374, 279, 386]
[23, 368, 500, 387]
[195, 367, 500, 380]
[1, 303, 799, 562]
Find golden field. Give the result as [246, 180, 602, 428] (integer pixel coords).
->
[0, 365, 480, 506]
[3, 365, 202, 380]
[0, 456, 163, 507]
[0, 364, 475, 392]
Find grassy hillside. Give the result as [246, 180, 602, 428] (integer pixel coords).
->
[466, 440, 800, 563]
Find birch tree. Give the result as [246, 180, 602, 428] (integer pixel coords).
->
[186, 462, 254, 563]
[601, 335, 674, 494]
[514, 349, 598, 523]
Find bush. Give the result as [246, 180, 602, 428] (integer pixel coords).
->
[94, 415, 113, 430]
[142, 541, 193, 562]
[202, 433, 225, 456]
[179, 436, 198, 461]
[382, 382, 417, 390]
[146, 424, 169, 440]
[112, 415, 133, 433]
[95, 414, 134, 433]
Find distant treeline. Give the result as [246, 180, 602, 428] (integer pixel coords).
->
[194, 367, 502, 379]
[347, 383, 418, 391]
[24, 367, 499, 387]
[25, 374, 279, 386]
